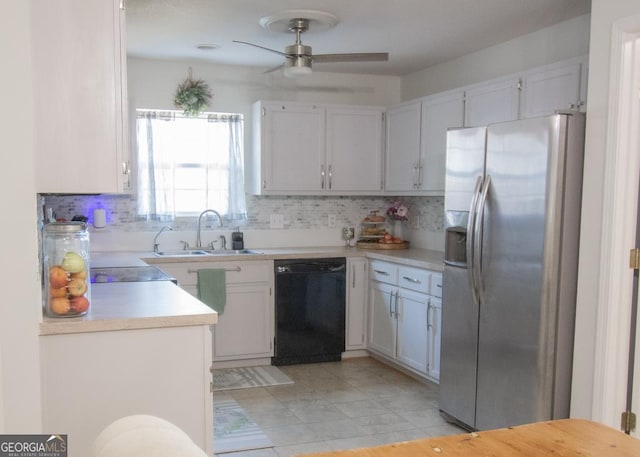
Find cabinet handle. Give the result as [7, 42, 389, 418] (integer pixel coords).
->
[328, 165, 333, 189]
[417, 166, 423, 188]
[374, 270, 390, 275]
[412, 166, 418, 189]
[394, 292, 399, 317]
[402, 276, 421, 284]
[427, 299, 432, 329]
[188, 267, 241, 274]
[389, 291, 394, 317]
[352, 264, 356, 288]
[321, 165, 325, 189]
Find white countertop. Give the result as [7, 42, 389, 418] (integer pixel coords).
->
[40, 281, 217, 336]
[139, 246, 445, 271]
[42, 246, 442, 336]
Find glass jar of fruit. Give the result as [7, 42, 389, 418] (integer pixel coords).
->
[43, 222, 90, 317]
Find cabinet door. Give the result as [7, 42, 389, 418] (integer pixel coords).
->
[385, 102, 422, 192]
[427, 296, 442, 381]
[396, 289, 429, 374]
[464, 76, 520, 127]
[41, 326, 213, 457]
[368, 281, 397, 358]
[326, 107, 384, 192]
[32, 0, 127, 193]
[521, 61, 582, 119]
[261, 103, 325, 192]
[346, 258, 368, 350]
[213, 283, 273, 360]
[419, 91, 464, 194]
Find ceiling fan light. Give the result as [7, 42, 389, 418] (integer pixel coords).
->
[284, 65, 313, 78]
[284, 55, 312, 77]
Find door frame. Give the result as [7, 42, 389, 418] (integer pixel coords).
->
[592, 16, 640, 435]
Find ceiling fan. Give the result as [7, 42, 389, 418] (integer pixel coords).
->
[233, 12, 389, 77]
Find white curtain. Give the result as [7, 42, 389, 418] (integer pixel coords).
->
[136, 110, 247, 221]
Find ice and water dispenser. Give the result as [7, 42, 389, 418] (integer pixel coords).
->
[444, 211, 468, 267]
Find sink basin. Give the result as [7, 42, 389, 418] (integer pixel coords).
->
[153, 249, 263, 257]
[153, 250, 210, 257]
[205, 249, 263, 256]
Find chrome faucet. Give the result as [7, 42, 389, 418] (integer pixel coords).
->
[196, 209, 223, 248]
[153, 225, 173, 253]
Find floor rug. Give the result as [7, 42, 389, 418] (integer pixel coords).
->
[212, 365, 294, 391]
[214, 398, 273, 454]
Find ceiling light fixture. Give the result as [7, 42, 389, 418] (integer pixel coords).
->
[196, 44, 218, 51]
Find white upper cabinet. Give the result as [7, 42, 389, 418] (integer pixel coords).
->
[419, 91, 465, 193]
[255, 102, 326, 193]
[32, 0, 128, 194]
[385, 92, 463, 195]
[385, 102, 422, 193]
[252, 101, 384, 195]
[521, 58, 584, 118]
[464, 76, 521, 127]
[326, 107, 384, 192]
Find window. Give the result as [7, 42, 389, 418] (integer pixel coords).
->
[136, 110, 247, 220]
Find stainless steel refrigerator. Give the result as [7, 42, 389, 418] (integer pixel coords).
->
[439, 113, 585, 431]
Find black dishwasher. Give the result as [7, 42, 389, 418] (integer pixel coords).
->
[273, 258, 346, 365]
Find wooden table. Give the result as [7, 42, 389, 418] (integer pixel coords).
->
[299, 419, 640, 457]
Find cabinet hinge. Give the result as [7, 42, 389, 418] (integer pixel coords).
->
[622, 411, 636, 433]
[262, 107, 266, 117]
[630, 248, 640, 269]
[517, 79, 523, 91]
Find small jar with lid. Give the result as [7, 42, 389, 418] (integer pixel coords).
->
[42, 222, 91, 317]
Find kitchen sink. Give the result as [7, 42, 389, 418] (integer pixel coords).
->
[153, 249, 263, 257]
[153, 250, 210, 257]
[205, 249, 263, 256]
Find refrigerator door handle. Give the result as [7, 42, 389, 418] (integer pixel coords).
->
[467, 175, 483, 305]
[474, 174, 492, 303]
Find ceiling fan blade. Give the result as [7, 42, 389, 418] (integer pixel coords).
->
[312, 52, 389, 63]
[232, 40, 288, 57]
[263, 63, 284, 74]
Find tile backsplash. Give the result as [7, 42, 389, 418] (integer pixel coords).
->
[42, 193, 444, 249]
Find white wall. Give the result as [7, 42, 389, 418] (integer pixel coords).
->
[0, 1, 42, 432]
[128, 58, 401, 117]
[401, 14, 591, 100]
[571, 0, 640, 423]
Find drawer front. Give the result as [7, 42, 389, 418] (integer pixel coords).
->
[431, 272, 443, 297]
[398, 266, 430, 294]
[369, 260, 398, 284]
[156, 261, 271, 286]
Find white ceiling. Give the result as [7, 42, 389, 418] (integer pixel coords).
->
[126, 0, 591, 77]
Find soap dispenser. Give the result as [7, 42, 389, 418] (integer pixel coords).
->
[231, 227, 244, 250]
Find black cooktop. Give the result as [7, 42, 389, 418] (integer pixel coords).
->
[90, 266, 175, 284]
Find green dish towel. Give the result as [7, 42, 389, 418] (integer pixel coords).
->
[197, 269, 226, 314]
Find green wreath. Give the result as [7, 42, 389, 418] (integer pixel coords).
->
[173, 78, 212, 116]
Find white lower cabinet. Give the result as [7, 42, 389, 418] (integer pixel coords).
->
[427, 295, 442, 380]
[40, 325, 213, 457]
[396, 288, 429, 373]
[346, 257, 368, 350]
[368, 281, 397, 357]
[155, 260, 274, 362]
[368, 260, 442, 382]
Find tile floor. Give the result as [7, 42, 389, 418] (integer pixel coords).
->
[213, 357, 464, 457]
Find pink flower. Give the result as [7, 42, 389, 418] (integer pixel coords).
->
[386, 201, 408, 221]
